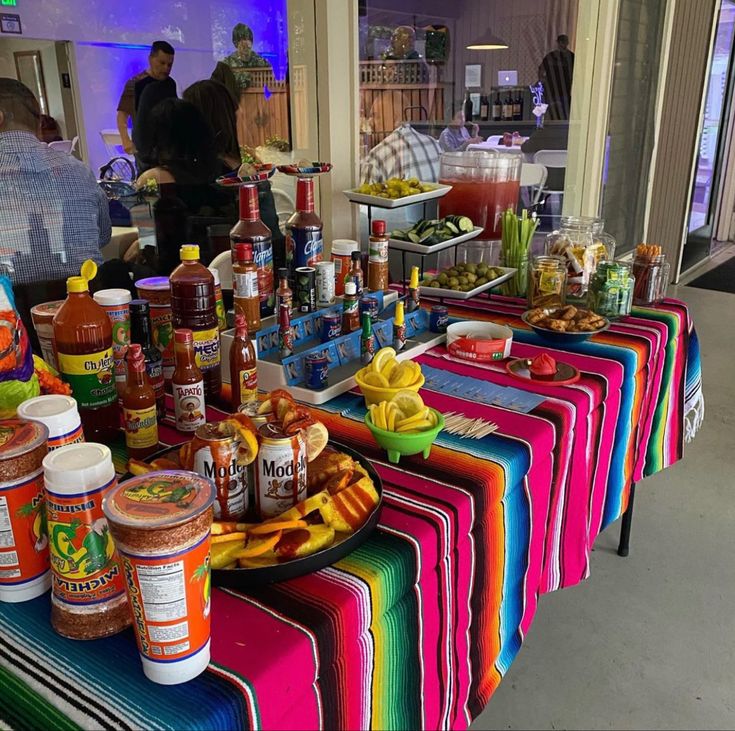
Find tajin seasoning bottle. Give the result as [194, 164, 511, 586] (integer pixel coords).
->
[230, 314, 258, 410]
[122, 344, 159, 461]
[171, 329, 206, 433]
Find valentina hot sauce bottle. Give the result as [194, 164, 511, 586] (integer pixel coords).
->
[230, 185, 274, 318]
[286, 177, 323, 275]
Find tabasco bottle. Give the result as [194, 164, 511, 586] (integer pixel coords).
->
[53, 267, 119, 441]
[233, 243, 261, 334]
[129, 299, 165, 421]
[172, 328, 206, 433]
[286, 177, 323, 274]
[170, 244, 221, 401]
[122, 344, 159, 460]
[230, 314, 258, 410]
[230, 184, 274, 317]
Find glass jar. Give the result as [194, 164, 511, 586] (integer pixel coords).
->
[528, 255, 567, 309]
[545, 216, 616, 301]
[588, 260, 634, 319]
[500, 251, 529, 298]
[632, 253, 670, 305]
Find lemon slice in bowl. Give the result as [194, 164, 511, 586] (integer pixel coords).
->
[391, 389, 425, 417]
[362, 370, 390, 388]
[372, 347, 396, 374]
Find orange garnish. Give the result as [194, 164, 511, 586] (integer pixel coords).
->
[233, 530, 282, 557]
[211, 532, 248, 544]
[248, 520, 307, 535]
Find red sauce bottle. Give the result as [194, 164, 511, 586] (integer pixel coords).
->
[230, 314, 258, 411]
[122, 343, 159, 460]
[172, 329, 206, 433]
[233, 243, 261, 334]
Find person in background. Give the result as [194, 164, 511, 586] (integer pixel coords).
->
[132, 79, 178, 172]
[116, 40, 176, 155]
[223, 23, 271, 92]
[439, 109, 483, 151]
[538, 34, 574, 120]
[383, 26, 421, 60]
[0, 78, 110, 341]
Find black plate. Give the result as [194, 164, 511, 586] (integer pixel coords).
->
[123, 441, 382, 587]
[521, 309, 610, 343]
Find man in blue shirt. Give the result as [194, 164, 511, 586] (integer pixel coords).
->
[0, 78, 110, 288]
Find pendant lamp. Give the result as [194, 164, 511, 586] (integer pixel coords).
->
[466, 28, 508, 50]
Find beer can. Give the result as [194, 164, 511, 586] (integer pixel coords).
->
[255, 423, 307, 519]
[237, 400, 269, 428]
[359, 296, 379, 322]
[304, 352, 329, 390]
[315, 261, 336, 307]
[320, 312, 342, 342]
[295, 266, 316, 313]
[193, 422, 248, 520]
[279, 303, 294, 358]
[430, 305, 449, 333]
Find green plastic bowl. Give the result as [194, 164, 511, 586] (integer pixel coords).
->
[365, 408, 445, 464]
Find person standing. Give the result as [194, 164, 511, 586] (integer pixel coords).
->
[116, 41, 176, 156]
[538, 34, 575, 120]
[223, 23, 272, 92]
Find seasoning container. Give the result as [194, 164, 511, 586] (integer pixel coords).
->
[305, 352, 328, 390]
[295, 266, 316, 313]
[229, 314, 257, 411]
[255, 423, 307, 519]
[134, 276, 175, 384]
[345, 252, 364, 297]
[315, 261, 336, 307]
[129, 300, 165, 421]
[276, 267, 293, 312]
[30, 300, 64, 370]
[588, 261, 635, 319]
[360, 312, 376, 365]
[632, 245, 670, 306]
[17, 395, 84, 451]
[528, 255, 567, 309]
[278, 302, 294, 359]
[122, 345, 160, 461]
[43, 443, 130, 639]
[0, 419, 50, 603]
[93, 288, 132, 397]
[103, 471, 215, 685]
[367, 219, 389, 292]
[331, 239, 359, 296]
[209, 267, 227, 332]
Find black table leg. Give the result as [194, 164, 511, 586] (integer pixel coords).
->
[617, 482, 636, 557]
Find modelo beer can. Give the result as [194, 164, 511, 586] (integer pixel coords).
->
[193, 423, 248, 520]
[304, 352, 329, 390]
[255, 423, 307, 519]
[237, 400, 269, 428]
[315, 261, 336, 307]
[320, 312, 342, 343]
[430, 305, 449, 333]
[295, 267, 316, 313]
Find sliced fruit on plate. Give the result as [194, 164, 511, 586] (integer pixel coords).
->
[274, 524, 336, 559]
[248, 519, 308, 535]
[276, 490, 331, 521]
[318, 477, 381, 533]
[211, 540, 248, 570]
[234, 530, 283, 558]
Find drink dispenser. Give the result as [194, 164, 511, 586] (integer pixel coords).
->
[438, 151, 521, 241]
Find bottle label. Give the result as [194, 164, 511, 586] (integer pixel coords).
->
[343, 298, 358, 314]
[215, 295, 226, 332]
[252, 239, 275, 316]
[123, 406, 159, 449]
[145, 360, 165, 402]
[46, 477, 126, 606]
[368, 240, 389, 262]
[287, 228, 324, 268]
[57, 349, 116, 410]
[173, 381, 206, 432]
[238, 367, 258, 404]
[192, 328, 221, 373]
[234, 271, 259, 298]
[47, 423, 85, 451]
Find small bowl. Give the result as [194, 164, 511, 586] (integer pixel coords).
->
[354, 370, 425, 406]
[521, 310, 610, 343]
[365, 409, 444, 464]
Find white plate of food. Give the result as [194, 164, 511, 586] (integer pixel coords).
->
[389, 217, 483, 254]
[419, 265, 516, 300]
[344, 180, 451, 208]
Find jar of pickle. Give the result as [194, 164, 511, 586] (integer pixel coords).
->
[588, 261, 634, 319]
[528, 255, 567, 309]
[545, 216, 616, 301]
[632, 245, 670, 305]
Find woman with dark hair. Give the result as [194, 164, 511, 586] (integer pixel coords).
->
[132, 78, 178, 172]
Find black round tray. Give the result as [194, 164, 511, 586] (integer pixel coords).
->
[521, 309, 610, 344]
[123, 441, 382, 587]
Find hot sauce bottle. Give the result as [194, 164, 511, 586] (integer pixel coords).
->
[172, 329, 206, 433]
[342, 281, 360, 333]
[392, 300, 406, 352]
[230, 314, 258, 410]
[122, 344, 159, 461]
[407, 265, 420, 312]
[276, 267, 293, 311]
[279, 303, 294, 360]
[233, 243, 261, 334]
[345, 251, 364, 296]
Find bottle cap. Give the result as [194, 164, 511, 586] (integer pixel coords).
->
[278, 267, 290, 279]
[345, 281, 357, 296]
[351, 251, 361, 261]
[80, 259, 98, 283]
[180, 244, 200, 261]
[174, 329, 194, 344]
[331, 239, 360, 256]
[93, 288, 131, 306]
[409, 265, 419, 289]
[394, 300, 405, 325]
[66, 276, 88, 294]
[129, 299, 150, 317]
[295, 177, 314, 212]
[43, 443, 115, 496]
[371, 220, 387, 236]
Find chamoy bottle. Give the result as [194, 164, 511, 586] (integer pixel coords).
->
[368, 219, 389, 293]
[172, 329, 206, 433]
[122, 344, 159, 461]
[230, 314, 258, 411]
[407, 266, 420, 312]
[129, 300, 165, 421]
[342, 281, 360, 334]
[230, 185, 274, 317]
[286, 177, 323, 274]
[170, 244, 221, 400]
[232, 242, 261, 333]
[393, 301, 406, 352]
[345, 251, 364, 296]
[53, 269, 118, 441]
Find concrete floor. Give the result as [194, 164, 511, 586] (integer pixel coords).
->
[472, 278, 735, 730]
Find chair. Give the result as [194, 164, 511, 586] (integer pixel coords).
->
[533, 149, 567, 220]
[519, 163, 548, 208]
[48, 139, 73, 154]
[209, 250, 233, 290]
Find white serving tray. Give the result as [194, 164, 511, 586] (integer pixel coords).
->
[418, 266, 517, 300]
[388, 226, 483, 255]
[343, 182, 451, 209]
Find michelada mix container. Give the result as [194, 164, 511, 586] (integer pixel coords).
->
[102, 471, 215, 685]
[18, 395, 84, 450]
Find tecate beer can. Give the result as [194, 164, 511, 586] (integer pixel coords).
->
[278, 303, 294, 358]
[193, 422, 248, 520]
[430, 305, 449, 333]
[359, 296, 379, 322]
[295, 266, 316, 313]
[304, 352, 329, 390]
[320, 312, 342, 343]
[255, 423, 307, 519]
[315, 261, 336, 307]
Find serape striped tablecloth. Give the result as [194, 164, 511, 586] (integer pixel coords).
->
[0, 297, 701, 730]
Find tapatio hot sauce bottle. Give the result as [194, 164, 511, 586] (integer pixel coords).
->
[172, 329, 206, 433]
[122, 344, 159, 461]
[230, 314, 258, 411]
[53, 266, 119, 442]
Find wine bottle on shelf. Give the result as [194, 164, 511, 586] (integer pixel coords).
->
[502, 92, 513, 121]
[513, 91, 522, 121]
[492, 91, 502, 121]
[463, 89, 473, 122]
[480, 94, 489, 122]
